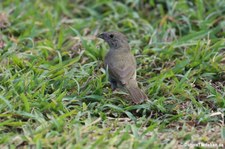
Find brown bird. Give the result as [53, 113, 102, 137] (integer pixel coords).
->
[98, 31, 148, 104]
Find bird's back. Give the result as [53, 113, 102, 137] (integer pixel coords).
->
[104, 49, 136, 84]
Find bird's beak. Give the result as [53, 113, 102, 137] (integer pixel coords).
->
[97, 33, 104, 39]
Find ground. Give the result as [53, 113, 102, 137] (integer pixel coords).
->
[0, 0, 225, 148]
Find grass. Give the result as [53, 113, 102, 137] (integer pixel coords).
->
[0, 0, 225, 148]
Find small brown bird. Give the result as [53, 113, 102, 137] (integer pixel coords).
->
[98, 31, 148, 104]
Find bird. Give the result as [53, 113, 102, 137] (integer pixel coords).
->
[97, 31, 148, 104]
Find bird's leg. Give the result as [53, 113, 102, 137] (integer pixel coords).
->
[109, 77, 117, 91]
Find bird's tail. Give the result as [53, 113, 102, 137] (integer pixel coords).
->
[125, 80, 148, 104]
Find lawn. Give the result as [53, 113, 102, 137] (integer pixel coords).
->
[0, 0, 225, 148]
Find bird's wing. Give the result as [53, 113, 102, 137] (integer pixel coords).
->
[108, 60, 135, 85]
[104, 49, 136, 85]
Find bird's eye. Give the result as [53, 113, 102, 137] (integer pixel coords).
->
[109, 34, 114, 38]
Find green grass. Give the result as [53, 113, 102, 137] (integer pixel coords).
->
[0, 0, 225, 148]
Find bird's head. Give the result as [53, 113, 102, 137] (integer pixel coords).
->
[97, 31, 129, 49]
